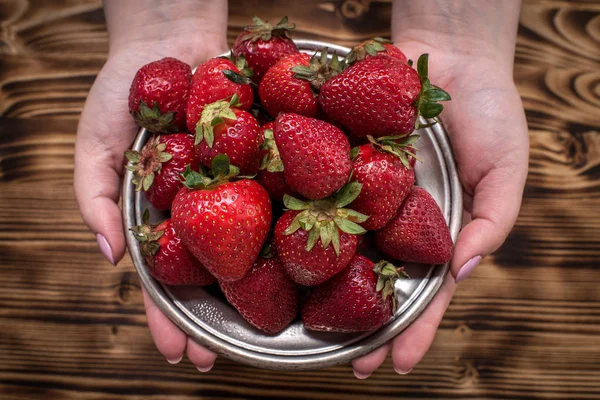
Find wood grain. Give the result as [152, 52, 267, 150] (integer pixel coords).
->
[1, 0, 600, 399]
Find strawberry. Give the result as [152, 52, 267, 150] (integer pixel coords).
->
[125, 133, 198, 210]
[274, 113, 352, 200]
[348, 135, 418, 230]
[220, 247, 300, 333]
[171, 155, 272, 282]
[186, 57, 254, 133]
[258, 48, 343, 119]
[374, 186, 453, 264]
[195, 95, 261, 175]
[130, 211, 216, 286]
[256, 122, 295, 201]
[233, 16, 299, 84]
[259, 53, 317, 118]
[128, 57, 191, 133]
[320, 54, 451, 139]
[273, 183, 369, 286]
[346, 37, 407, 65]
[302, 255, 408, 333]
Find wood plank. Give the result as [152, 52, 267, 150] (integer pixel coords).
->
[1, 0, 600, 399]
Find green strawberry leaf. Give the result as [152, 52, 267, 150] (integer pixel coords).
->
[417, 53, 429, 79]
[284, 213, 303, 235]
[203, 124, 215, 148]
[334, 217, 366, 235]
[428, 86, 452, 102]
[306, 226, 320, 252]
[335, 182, 363, 208]
[331, 226, 341, 256]
[222, 69, 253, 85]
[158, 152, 172, 163]
[343, 208, 369, 223]
[125, 150, 141, 163]
[142, 173, 154, 191]
[142, 208, 151, 225]
[419, 102, 444, 119]
[320, 221, 334, 249]
[195, 123, 204, 145]
[211, 154, 231, 177]
[229, 93, 242, 107]
[283, 194, 310, 211]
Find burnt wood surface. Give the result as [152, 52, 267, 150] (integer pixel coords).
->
[1, 0, 599, 399]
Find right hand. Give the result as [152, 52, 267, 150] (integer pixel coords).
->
[74, 2, 228, 370]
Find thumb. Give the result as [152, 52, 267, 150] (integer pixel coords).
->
[74, 138, 128, 266]
[451, 165, 526, 283]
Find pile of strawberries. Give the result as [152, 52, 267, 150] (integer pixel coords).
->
[126, 17, 453, 334]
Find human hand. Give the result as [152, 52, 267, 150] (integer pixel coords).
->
[74, 0, 228, 371]
[351, 0, 529, 378]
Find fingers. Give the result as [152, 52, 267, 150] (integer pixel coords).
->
[186, 338, 218, 373]
[391, 273, 456, 373]
[352, 343, 391, 379]
[451, 164, 526, 283]
[142, 287, 187, 364]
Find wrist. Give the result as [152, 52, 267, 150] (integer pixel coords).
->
[104, 0, 228, 66]
[391, 0, 521, 75]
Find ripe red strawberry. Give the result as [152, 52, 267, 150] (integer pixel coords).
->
[259, 53, 317, 118]
[346, 37, 407, 65]
[220, 249, 300, 333]
[256, 122, 295, 201]
[186, 57, 254, 133]
[302, 255, 408, 333]
[129, 57, 191, 133]
[375, 186, 453, 264]
[171, 156, 272, 282]
[320, 54, 451, 139]
[195, 96, 261, 175]
[125, 133, 199, 210]
[349, 135, 418, 230]
[233, 16, 299, 84]
[130, 211, 216, 286]
[273, 184, 368, 286]
[259, 48, 345, 119]
[274, 113, 351, 200]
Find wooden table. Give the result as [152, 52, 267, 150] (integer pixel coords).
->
[1, 1, 599, 398]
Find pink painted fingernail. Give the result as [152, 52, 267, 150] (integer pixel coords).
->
[456, 255, 482, 283]
[394, 366, 412, 375]
[197, 364, 214, 373]
[353, 370, 371, 380]
[96, 233, 116, 266]
[167, 355, 183, 365]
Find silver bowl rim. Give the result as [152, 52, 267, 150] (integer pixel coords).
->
[122, 39, 462, 370]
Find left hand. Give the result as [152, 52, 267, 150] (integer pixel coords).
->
[351, 39, 529, 378]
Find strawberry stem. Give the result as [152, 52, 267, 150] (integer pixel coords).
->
[373, 260, 410, 310]
[282, 182, 369, 256]
[180, 155, 240, 189]
[239, 16, 296, 42]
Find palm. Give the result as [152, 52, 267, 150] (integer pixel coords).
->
[352, 44, 528, 377]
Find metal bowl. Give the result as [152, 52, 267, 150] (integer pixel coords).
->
[123, 40, 463, 370]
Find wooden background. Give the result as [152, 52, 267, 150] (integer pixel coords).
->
[1, 0, 599, 398]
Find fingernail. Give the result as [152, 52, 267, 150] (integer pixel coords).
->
[167, 355, 182, 365]
[455, 255, 482, 283]
[196, 364, 214, 373]
[96, 233, 116, 266]
[394, 366, 412, 375]
[353, 370, 371, 380]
